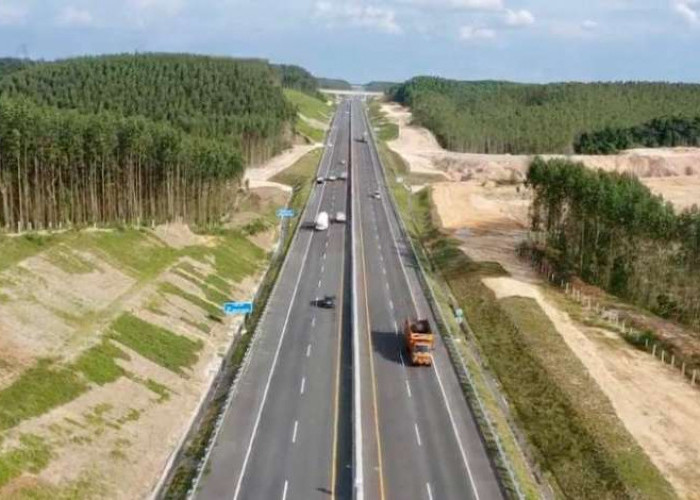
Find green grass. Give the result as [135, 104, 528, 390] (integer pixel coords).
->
[44, 245, 96, 274]
[0, 234, 55, 272]
[368, 100, 399, 141]
[186, 231, 265, 284]
[0, 360, 87, 431]
[82, 229, 178, 280]
[144, 378, 171, 402]
[284, 88, 332, 123]
[296, 118, 325, 143]
[109, 313, 203, 374]
[73, 340, 129, 385]
[0, 434, 52, 488]
[500, 297, 676, 500]
[160, 282, 223, 321]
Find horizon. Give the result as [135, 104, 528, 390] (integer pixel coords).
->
[0, 1, 699, 84]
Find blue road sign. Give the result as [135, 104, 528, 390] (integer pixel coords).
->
[277, 208, 296, 218]
[223, 301, 254, 315]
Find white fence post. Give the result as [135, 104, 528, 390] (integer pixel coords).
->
[652, 344, 657, 357]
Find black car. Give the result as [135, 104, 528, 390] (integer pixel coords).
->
[317, 295, 336, 309]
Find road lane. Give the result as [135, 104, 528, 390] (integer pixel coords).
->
[352, 97, 504, 500]
[196, 101, 353, 500]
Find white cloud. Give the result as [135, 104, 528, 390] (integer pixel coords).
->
[504, 9, 534, 27]
[459, 25, 496, 40]
[314, 2, 402, 34]
[128, 0, 185, 17]
[581, 19, 598, 31]
[674, 0, 700, 24]
[57, 6, 94, 26]
[398, 0, 503, 10]
[0, 2, 27, 25]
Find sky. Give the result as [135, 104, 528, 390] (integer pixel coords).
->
[1, 0, 700, 83]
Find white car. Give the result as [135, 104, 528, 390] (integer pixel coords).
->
[340, 159, 347, 166]
[316, 177, 324, 184]
[339, 172, 348, 180]
[372, 191, 381, 200]
[335, 212, 347, 223]
[328, 175, 338, 181]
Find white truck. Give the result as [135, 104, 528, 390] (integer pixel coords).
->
[315, 211, 329, 231]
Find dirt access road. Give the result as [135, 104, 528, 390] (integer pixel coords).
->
[381, 101, 700, 499]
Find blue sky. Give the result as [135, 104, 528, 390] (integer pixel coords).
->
[1, 0, 700, 83]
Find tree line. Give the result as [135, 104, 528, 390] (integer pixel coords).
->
[389, 77, 700, 154]
[575, 116, 700, 154]
[0, 97, 243, 231]
[0, 53, 296, 165]
[526, 158, 700, 327]
[273, 64, 323, 99]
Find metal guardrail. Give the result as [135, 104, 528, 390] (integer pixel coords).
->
[360, 104, 525, 500]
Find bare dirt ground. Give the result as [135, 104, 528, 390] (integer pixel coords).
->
[245, 144, 319, 186]
[382, 102, 700, 208]
[382, 100, 700, 499]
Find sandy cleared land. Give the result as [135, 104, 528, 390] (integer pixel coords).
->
[382, 100, 700, 499]
[382, 102, 700, 207]
[245, 144, 319, 187]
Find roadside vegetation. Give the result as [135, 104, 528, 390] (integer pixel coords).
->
[575, 116, 700, 154]
[389, 77, 700, 154]
[369, 104, 676, 499]
[316, 76, 352, 90]
[527, 158, 700, 331]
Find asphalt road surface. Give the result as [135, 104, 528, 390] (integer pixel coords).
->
[194, 98, 504, 500]
[195, 101, 353, 500]
[350, 98, 504, 500]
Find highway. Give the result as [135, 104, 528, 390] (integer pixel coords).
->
[351, 98, 504, 500]
[195, 101, 353, 499]
[193, 98, 504, 500]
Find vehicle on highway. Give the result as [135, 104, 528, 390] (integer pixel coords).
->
[340, 159, 346, 165]
[404, 319, 434, 366]
[315, 211, 329, 231]
[334, 212, 347, 223]
[328, 175, 338, 181]
[339, 172, 348, 180]
[317, 295, 336, 309]
[316, 176, 324, 184]
[372, 190, 381, 200]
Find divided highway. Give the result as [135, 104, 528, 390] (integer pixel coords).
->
[193, 98, 504, 500]
[195, 101, 353, 499]
[351, 98, 504, 500]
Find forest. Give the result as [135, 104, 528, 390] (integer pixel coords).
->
[0, 97, 243, 231]
[389, 77, 700, 154]
[0, 53, 321, 231]
[316, 77, 352, 90]
[0, 53, 296, 165]
[526, 157, 700, 328]
[273, 64, 322, 98]
[575, 116, 700, 154]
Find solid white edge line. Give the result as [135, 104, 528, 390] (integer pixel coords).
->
[229, 107, 339, 500]
[360, 101, 482, 500]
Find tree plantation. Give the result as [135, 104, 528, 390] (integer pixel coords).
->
[526, 158, 700, 328]
[0, 97, 243, 231]
[389, 77, 700, 154]
[0, 53, 296, 165]
[575, 116, 700, 154]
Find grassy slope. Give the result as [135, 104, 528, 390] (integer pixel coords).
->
[368, 105, 676, 499]
[284, 88, 332, 142]
[0, 227, 268, 491]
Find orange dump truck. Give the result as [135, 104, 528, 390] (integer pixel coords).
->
[404, 319, 434, 366]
